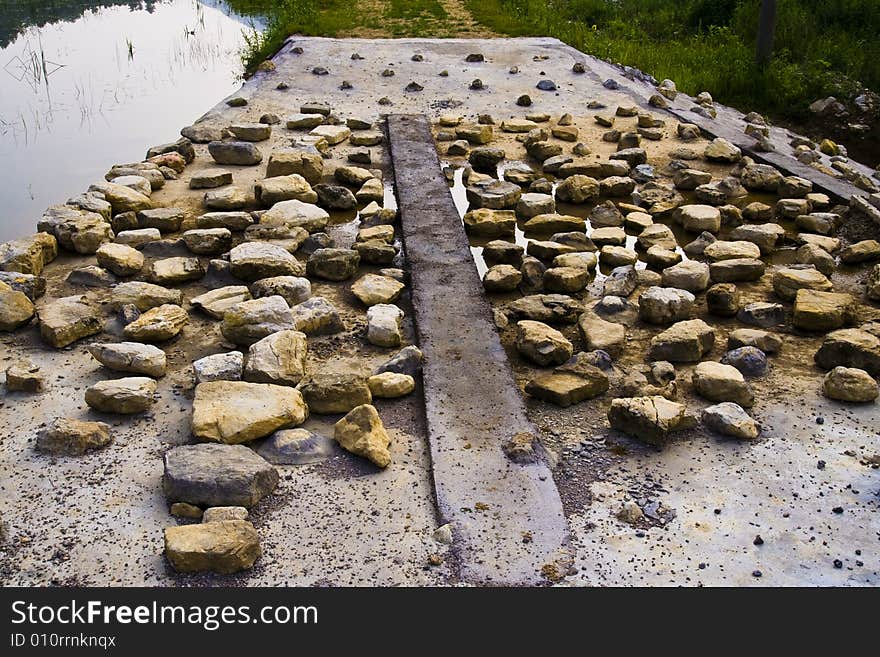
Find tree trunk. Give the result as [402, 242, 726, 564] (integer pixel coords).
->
[756, 0, 778, 66]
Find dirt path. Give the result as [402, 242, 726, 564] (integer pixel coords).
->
[342, 0, 498, 39]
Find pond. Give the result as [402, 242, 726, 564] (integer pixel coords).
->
[0, 0, 265, 242]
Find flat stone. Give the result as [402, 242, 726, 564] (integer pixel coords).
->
[661, 260, 710, 292]
[525, 370, 608, 407]
[208, 141, 262, 166]
[256, 174, 317, 206]
[649, 319, 715, 362]
[229, 242, 303, 281]
[191, 286, 252, 320]
[221, 296, 295, 346]
[123, 304, 187, 342]
[193, 352, 244, 383]
[772, 267, 833, 301]
[111, 281, 182, 311]
[88, 342, 166, 377]
[38, 295, 102, 348]
[815, 329, 880, 376]
[36, 418, 112, 455]
[189, 169, 233, 189]
[709, 258, 765, 283]
[300, 373, 372, 414]
[193, 380, 307, 444]
[115, 228, 161, 248]
[702, 402, 760, 439]
[608, 396, 693, 446]
[197, 211, 254, 232]
[85, 376, 156, 413]
[255, 428, 336, 465]
[793, 289, 854, 331]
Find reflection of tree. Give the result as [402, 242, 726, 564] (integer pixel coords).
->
[1, 1, 160, 48]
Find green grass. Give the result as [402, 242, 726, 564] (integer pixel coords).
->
[465, 0, 879, 121]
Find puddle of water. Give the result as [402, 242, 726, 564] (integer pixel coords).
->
[0, 0, 264, 242]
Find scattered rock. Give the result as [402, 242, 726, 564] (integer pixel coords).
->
[334, 404, 391, 467]
[36, 418, 112, 455]
[84, 377, 156, 414]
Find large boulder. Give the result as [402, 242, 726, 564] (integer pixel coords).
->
[229, 242, 303, 281]
[334, 404, 392, 467]
[162, 443, 278, 507]
[110, 281, 182, 311]
[190, 286, 251, 319]
[84, 377, 157, 414]
[36, 418, 112, 455]
[87, 342, 166, 377]
[261, 199, 330, 233]
[123, 304, 187, 342]
[192, 381, 307, 444]
[306, 248, 360, 281]
[0, 233, 58, 275]
[208, 140, 262, 166]
[290, 297, 345, 335]
[148, 257, 205, 286]
[638, 286, 694, 324]
[814, 329, 880, 376]
[351, 274, 404, 306]
[300, 373, 372, 414]
[164, 521, 261, 575]
[692, 361, 754, 407]
[0, 282, 35, 331]
[221, 296, 295, 346]
[515, 320, 573, 366]
[649, 319, 715, 362]
[38, 296, 103, 348]
[243, 330, 308, 386]
[822, 367, 879, 403]
[608, 396, 694, 445]
[367, 304, 404, 347]
[702, 402, 760, 439]
[793, 289, 854, 332]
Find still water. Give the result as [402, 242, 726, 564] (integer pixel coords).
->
[0, 0, 264, 242]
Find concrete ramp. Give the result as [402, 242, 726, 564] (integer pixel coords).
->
[387, 114, 569, 585]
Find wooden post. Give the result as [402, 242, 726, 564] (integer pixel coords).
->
[756, 0, 778, 66]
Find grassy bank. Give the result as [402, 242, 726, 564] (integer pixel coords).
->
[466, 0, 879, 120]
[231, 0, 879, 123]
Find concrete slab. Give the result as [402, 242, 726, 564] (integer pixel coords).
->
[388, 114, 568, 585]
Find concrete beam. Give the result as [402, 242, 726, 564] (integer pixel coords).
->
[387, 114, 569, 585]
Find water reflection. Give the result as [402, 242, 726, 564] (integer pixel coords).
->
[0, 0, 264, 241]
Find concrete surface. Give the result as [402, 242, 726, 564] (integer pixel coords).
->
[1, 36, 878, 587]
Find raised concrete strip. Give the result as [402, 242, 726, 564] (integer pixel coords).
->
[387, 114, 569, 585]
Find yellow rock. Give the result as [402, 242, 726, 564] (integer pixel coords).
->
[164, 520, 260, 574]
[192, 381, 308, 444]
[334, 404, 391, 467]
